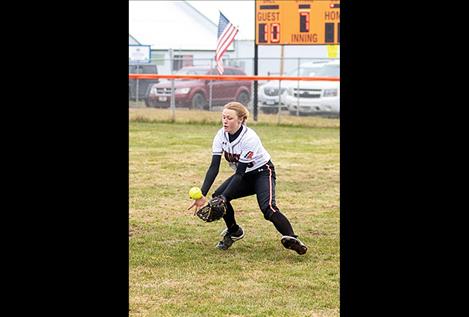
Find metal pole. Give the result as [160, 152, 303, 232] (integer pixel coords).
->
[209, 59, 213, 111]
[296, 58, 300, 116]
[277, 45, 284, 124]
[169, 49, 175, 121]
[253, 5, 258, 121]
[253, 43, 258, 121]
[136, 64, 139, 103]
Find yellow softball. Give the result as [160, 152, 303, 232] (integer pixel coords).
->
[189, 187, 203, 200]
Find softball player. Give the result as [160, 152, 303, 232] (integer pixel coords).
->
[188, 102, 308, 255]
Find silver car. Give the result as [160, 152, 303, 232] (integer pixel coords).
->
[258, 61, 332, 114]
[283, 60, 340, 116]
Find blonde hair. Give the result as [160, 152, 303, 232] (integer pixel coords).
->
[223, 102, 249, 124]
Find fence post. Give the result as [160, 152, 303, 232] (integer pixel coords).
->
[253, 44, 258, 121]
[169, 49, 175, 121]
[136, 64, 139, 103]
[209, 59, 213, 111]
[277, 46, 285, 124]
[296, 58, 300, 116]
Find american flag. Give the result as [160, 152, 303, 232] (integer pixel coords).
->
[215, 12, 239, 75]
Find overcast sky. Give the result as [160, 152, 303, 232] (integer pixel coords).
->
[169, 0, 255, 40]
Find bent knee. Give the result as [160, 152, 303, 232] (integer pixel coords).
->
[262, 205, 279, 220]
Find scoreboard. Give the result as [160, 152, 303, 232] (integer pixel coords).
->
[255, 0, 340, 45]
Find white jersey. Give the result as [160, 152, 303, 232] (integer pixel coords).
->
[212, 125, 271, 173]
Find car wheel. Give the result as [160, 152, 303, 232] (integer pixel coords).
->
[237, 91, 250, 107]
[191, 93, 206, 110]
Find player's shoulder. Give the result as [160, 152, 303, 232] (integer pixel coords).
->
[214, 127, 225, 137]
[242, 126, 261, 143]
[244, 126, 260, 137]
[212, 128, 226, 145]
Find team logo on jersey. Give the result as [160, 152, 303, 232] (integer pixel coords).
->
[244, 151, 254, 159]
[224, 152, 240, 163]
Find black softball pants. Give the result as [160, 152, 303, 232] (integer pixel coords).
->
[212, 161, 295, 236]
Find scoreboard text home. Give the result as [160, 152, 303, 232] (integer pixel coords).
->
[255, 0, 340, 45]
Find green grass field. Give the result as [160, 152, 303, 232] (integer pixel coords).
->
[129, 109, 340, 317]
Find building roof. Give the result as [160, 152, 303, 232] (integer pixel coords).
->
[129, 1, 232, 51]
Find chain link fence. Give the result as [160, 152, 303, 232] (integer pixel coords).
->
[129, 57, 340, 118]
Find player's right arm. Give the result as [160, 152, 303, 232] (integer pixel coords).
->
[200, 129, 224, 197]
[188, 154, 221, 212]
[188, 130, 224, 212]
[200, 154, 221, 197]
[189, 129, 223, 210]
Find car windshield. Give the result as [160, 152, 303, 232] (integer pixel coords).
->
[287, 64, 340, 77]
[175, 68, 209, 75]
